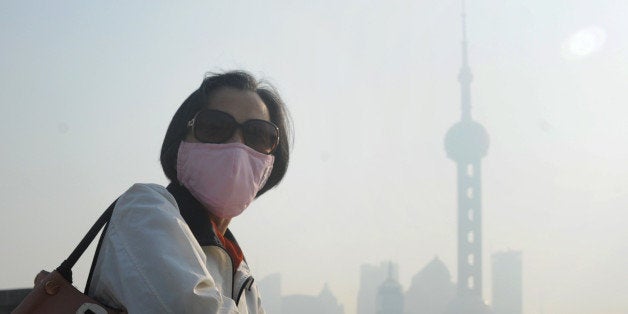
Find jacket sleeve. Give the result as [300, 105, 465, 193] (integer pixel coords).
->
[88, 183, 240, 313]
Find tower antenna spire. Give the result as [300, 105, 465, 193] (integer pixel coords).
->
[462, 0, 468, 65]
[458, 0, 473, 120]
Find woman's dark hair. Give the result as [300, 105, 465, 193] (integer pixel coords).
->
[160, 70, 291, 197]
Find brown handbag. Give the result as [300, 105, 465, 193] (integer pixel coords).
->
[12, 200, 125, 314]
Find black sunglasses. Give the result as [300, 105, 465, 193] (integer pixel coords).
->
[187, 109, 280, 155]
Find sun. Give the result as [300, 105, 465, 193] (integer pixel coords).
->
[561, 26, 607, 60]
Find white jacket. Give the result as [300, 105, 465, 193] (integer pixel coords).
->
[88, 183, 265, 314]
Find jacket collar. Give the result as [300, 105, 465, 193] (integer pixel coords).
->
[166, 183, 241, 249]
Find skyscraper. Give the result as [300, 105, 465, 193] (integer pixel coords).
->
[376, 263, 404, 314]
[404, 257, 455, 314]
[444, 1, 491, 313]
[492, 251, 522, 314]
[357, 262, 399, 314]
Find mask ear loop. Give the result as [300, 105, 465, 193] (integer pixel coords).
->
[186, 113, 199, 142]
[187, 116, 196, 128]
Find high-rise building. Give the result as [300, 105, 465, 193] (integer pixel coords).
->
[492, 251, 522, 314]
[357, 262, 399, 314]
[376, 263, 404, 314]
[443, 1, 492, 313]
[404, 257, 455, 314]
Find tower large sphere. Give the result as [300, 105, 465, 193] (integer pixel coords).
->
[444, 120, 490, 161]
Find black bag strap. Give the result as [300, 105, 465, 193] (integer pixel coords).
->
[56, 199, 118, 284]
[84, 208, 113, 294]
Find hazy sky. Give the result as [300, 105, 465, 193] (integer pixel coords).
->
[1, 1, 627, 313]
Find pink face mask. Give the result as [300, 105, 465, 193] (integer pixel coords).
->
[176, 141, 274, 218]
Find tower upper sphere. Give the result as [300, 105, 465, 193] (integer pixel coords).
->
[444, 120, 489, 162]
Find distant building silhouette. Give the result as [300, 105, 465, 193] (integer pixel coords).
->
[492, 251, 522, 314]
[282, 295, 323, 314]
[376, 263, 404, 314]
[258, 274, 344, 314]
[357, 262, 399, 314]
[404, 257, 455, 314]
[282, 284, 344, 314]
[258, 273, 282, 314]
[318, 284, 345, 314]
[443, 1, 492, 313]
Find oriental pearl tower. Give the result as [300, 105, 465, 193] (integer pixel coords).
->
[444, 1, 492, 313]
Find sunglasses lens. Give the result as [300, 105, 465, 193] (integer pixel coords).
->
[242, 120, 279, 154]
[194, 110, 235, 143]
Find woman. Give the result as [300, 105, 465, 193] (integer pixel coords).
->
[87, 71, 291, 313]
